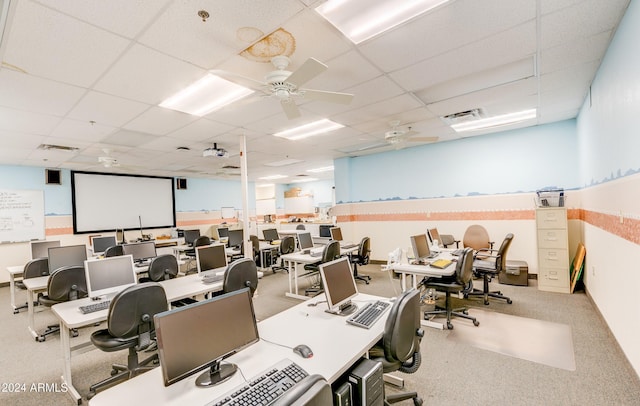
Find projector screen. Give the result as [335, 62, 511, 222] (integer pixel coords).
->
[71, 171, 176, 234]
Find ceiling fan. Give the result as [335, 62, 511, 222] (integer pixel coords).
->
[383, 120, 439, 148]
[98, 149, 120, 168]
[211, 55, 354, 120]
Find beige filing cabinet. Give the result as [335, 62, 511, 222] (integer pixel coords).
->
[536, 207, 570, 293]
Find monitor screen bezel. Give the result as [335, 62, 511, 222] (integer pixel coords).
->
[298, 232, 314, 250]
[319, 225, 332, 238]
[31, 240, 61, 259]
[319, 257, 358, 313]
[262, 228, 279, 242]
[183, 229, 201, 245]
[329, 227, 343, 241]
[217, 227, 229, 238]
[47, 244, 88, 273]
[154, 288, 259, 387]
[195, 243, 228, 277]
[227, 229, 243, 248]
[92, 236, 117, 254]
[122, 241, 157, 262]
[410, 233, 431, 260]
[84, 255, 137, 298]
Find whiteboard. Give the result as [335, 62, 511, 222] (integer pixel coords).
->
[0, 189, 45, 243]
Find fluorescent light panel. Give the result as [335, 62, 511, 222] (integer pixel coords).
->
[274, 119, 344, 141]
[259, 175, 288, 180]
[316, 0, 450, 44]
[264, 158, 304, 167]
[290, 177, 318, 183]
[451, 109, 537, 132]
[160, 74, 253, 116]
[307, 166, 334, 173]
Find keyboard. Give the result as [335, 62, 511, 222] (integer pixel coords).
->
[135, 261, 150, 268]
[206, 359, 308, 406]
[79, 300, 111, 314]
[309, 250, 322, 257]
[347, 300, 390, 329]
[341, 243, 358, 249]
[202, 274, 224, 284]
[451, 249, 464, 256]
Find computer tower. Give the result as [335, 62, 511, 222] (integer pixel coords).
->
[348, 358, 384, 406]
[334, 381, 352, 406]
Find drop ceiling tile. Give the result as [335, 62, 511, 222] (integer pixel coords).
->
[0, 130, 45, 148]
[101, 130, 158, 147]
[139, 136, 194, 152]
[204, 95, 283, 127]
[167, 118, 236, 142]
[539, 61, 600, 94]
[124, 106, 198, 136]
[3, 0, 130, 87]
[0, 106, 61, 135]
[67, 91, 151, 127]
[49, 119, 115, 142]
[540, 31, 612, 74]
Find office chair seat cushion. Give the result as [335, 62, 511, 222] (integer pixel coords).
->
[90, 329, 140, 352]
[38, 296, 63, 307]
[369, 345, 403, 373]
[473, 259, 498, 273]
[424, 279, 463, 293]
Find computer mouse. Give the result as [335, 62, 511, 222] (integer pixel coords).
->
[293, 344, 313, 359]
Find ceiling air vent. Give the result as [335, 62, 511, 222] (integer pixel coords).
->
[222, 165, 240, 170]
[37, 144, 79, 151]
[440, 108, 484, 126]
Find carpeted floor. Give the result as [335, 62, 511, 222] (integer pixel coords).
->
[1, 263, 639, 405]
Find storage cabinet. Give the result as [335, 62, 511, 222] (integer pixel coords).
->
[536, 208, 570, 293]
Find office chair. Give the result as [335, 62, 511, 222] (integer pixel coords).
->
[104, 245, 123, 257]
[303, 240, 340, 296]
[462, 224, 494, 251]
[427, 228, 459, 248]
[138, 254, 196, 306]
[249, 235, 262, 265]
[272, 235, 295, 273]
[37, 265, 88, 342]
[295, 224, 306, 230]
[87, 282, 168, 399]
[421, 248, 479, 330]
[369, 288, 424, 406]
[350, 237, 372, 284]
[223, 258, 259, 297]
[465, 233, 514, 305]
[184, 235, 211, 274]
[272, 374, 332, 406]
[14, 257, 49, 314]
[229, 238, 245, 262]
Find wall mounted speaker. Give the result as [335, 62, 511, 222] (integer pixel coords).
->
[45, 169, 61, 185]
[176, 178, 187, 189]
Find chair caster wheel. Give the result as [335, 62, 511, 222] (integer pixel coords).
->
[110, 369, 119, 376]
[446, 322, 453, 330]
[413, 397, 423, 406]
[463, 294, 469, 299]
[365, 281, 370, 285]
[462, 309, 468, 315]
[72, 330, 79, 338]
[36, 336, 46, 342]
[473, 320, 480, 326]
[484, 300, 490, 305]
[507, 299, 513, 304]
[13, 310, 19, 314]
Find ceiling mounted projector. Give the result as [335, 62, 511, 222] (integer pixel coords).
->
[203, 143, 229, 158]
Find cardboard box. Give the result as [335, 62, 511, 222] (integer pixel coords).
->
[499, 260, 528, 286]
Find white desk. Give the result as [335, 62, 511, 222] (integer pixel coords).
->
[89, 293, 389, 406]
[52, 274, 224, 405]
[6, 264, 25, 312]
[390, 251, 456, 291]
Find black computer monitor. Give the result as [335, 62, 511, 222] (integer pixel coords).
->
[155, 288, 259, 387]
[48, 245, 88, 273]
[84, 255, 137, 298]
[262, 228, 279, 242]
[298, 232, 314, 250]
[330, 227, 343, 241]
[31, 240, 61, 259]
[92, 236, 117, 254]
[183, 229, 201, 246]
[410, 234, 431, 261]
[319, 257, 358, 315]
[319, 225, 333, 238]
[122, 241, 157, 263]
[217, 227, 229, 238]
[196, 244, 228, 278]
[227, 229, 243, 248]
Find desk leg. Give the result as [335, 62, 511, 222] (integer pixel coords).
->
[9, 272, 17, 312]
[400, 273, 407, 291]
[27, 289, 38, 340]
[284, 261, 308, 300]
[60, 320, 82, 405]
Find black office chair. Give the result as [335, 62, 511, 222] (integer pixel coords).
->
[272, 374, 332, 406]
[272, 235, 295, 273]
[427, 228, 459, 248]
[465, 233, 514, 305]
[422, 248, 479, 330]
[139, 254, 196, 306]
[350, 237, 371, 284]
[223, 258, 259, 297]
[37, 265, 88, 342]
[104, 245, 123, 257]
[304, 240, 340, 296]
[185, 235, 211, 274]
[87, 282, 168, 399]
[295, 224, 306, 230]
[250, 235, 261, 266]
[369, 288, 424, 406]
[14, 257, 49, 314]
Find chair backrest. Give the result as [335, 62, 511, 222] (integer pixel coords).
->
[23, 257, 49, 279]
[250, 235, 260, 255]
[455, 248, 475, 285]
[494, 233, 514, 272]
[358, 237, 371, 264]
[107, 282, 167, 342]
[280, 236, 296, 255]
[295, 224, 306, 230]
[382, 288, 422, 365]
[147, 254, 179, 281]
[427, 228, 441, 245]
[272, 374, 332, 406]
[46, 265, 88, 302]
[463, 225, 491, 250]
[194, 235, 211, 248]
[104, 245, 124, 257]
[223, 258, 259, 297]
[322, 240, 340, 263]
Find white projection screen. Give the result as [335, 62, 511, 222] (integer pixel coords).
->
[71, 171, 176, 234]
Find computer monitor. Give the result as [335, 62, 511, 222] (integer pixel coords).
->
[319, 225, 333, 238]
[183, 229, 200, 246]
[195, 244, 228, 278]
[410, 234, 431, 261]
[227, 229, 243, 248]
[122, 241, 157, 263]
[48, 244, 88, 273]
[319, 257, 358, 315]
[31, 240, 61, 259]
[84, 255, 137, 298]
[92, 236, 117, 254]
[262, 228, 279, 242]
[330, 227, 343, 241]
[217, 227, 229, 239]
[155, 288, 259, 387]
[298, 232, 314, 250]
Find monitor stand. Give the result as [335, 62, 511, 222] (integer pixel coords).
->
[325, 300, 358, 317]
[195, 360, 237, 387]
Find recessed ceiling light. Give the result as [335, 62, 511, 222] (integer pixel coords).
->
[316, 0, 451, 44]
[259, 175, 288, 180]
[160, 74, 253, 116]
[450, 108, 537, 132]
[291, 177, 318, 183]
[307, 165, 334, 173]
[274, 119, 344, 141]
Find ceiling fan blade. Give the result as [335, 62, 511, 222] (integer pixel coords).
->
[281, 99, 301, 120]
[286, 58, 327, 88]
[209, 70, 266, 92]
[407, 136, 439, 142]
[301, 89, 354, 105]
